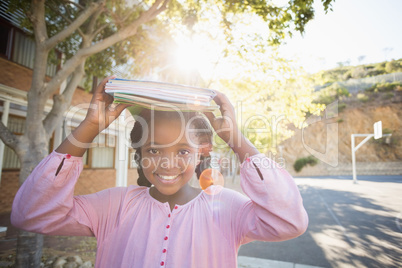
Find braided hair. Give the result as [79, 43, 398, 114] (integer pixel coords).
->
[130, 110, 213, 187]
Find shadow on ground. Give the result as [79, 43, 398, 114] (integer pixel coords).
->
[307, 184, 401, 267]
[2, 180, 401, 267]
[240, 183, 402, 268]
[0, 212, 97, 265]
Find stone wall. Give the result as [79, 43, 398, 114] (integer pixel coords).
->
[282, 102, 402, 177]
[288, 161, 402, 177]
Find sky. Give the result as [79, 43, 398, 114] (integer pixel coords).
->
[278, 0, 402, 73]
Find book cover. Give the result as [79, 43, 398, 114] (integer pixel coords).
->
[105, 78, 219, 114]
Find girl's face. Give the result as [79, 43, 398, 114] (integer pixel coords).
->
[140, 118, 201, 196]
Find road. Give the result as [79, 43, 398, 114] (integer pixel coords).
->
[237, 175, 402, 268]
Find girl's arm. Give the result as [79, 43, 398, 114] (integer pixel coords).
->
[235, 154, 308, 243]
[204, 91, 259, 163]
[205, 91, 308, 243]
[56, 75, 129, 156]
[11, 76, 129, 236]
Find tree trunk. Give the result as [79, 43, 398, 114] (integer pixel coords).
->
[7, 0, 171, 265]
[15, 231, 44, 267]
[14, 135, 48, 267]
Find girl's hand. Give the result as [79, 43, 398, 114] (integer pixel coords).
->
[204, 91, 241, 146]
[84, 75, 130, 133]
[204, 91, 259, 162]
[55, 75, 129, 156]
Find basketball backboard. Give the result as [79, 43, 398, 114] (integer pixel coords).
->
[374, 121, 382, 139]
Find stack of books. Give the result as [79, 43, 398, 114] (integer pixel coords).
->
[105, 78, 219, 114]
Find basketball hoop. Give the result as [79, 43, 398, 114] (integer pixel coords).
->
[351, 121, 392, 184]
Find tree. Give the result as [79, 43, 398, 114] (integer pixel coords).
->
[168, 10, 326, 153]
[0, 0, 334, 266]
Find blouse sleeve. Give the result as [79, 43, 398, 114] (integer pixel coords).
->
[234, 153, 308, 245]
[10, 151, 123, 237]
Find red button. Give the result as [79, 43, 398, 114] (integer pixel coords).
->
[166, 225, 170, 229]
[162, 249, 167, 253]
[164, 236, 168, 240]
[174, 206, 178, 209]
[66, 154, 71, 159]
[160, 261, 165, 266]
[168, 214, 171, 218]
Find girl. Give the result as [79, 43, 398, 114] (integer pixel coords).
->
[11, 76, 308, 267]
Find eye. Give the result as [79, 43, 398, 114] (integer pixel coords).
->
[178, 149, 190, 156]
[147, 148, 159, 155]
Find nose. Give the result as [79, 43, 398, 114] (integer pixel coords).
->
[160, 152, 181, 170]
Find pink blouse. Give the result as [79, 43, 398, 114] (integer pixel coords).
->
[11, 151, 308, 268]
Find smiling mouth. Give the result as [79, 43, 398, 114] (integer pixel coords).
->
[154, 173, 182, 184]
[156, 174, 179, 180]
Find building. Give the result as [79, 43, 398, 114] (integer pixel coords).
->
[0, 4, 139, 214]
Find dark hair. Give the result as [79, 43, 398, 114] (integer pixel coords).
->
[130, 109, 213, 187]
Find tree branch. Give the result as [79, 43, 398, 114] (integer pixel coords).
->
[44, 0, 170, 96]
[150, 0, 169, 17]
[140, 0, 168, 21]
[80, 0, 171, 57]
[0, 121, 20, 153]
[43, 62, 85, 136]
[86, 5, 104, 35]
[62, 0, 85, 11]
[89, 23, 108, 41]
[110, 10, 131, 28]
[46, 2, 86, 38]
[45, 1, 103, 50]
[31, 0, 48, 45]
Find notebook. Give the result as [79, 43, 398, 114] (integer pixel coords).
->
[105, 78, 219, 115]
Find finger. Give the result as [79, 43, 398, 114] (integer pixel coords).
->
[94, 75, 117, 95]
[203, 112, 216, 124]
[114, 103, 130, 115]
[212, 90, 230, 105]
[105, 104, 130, 126]
[213, 91, 235, 117]
[107, 103, 130, 117]
[102, 91, 114, 105]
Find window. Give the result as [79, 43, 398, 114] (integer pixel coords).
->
[91, 147, 114, 168]
[12, 31, 57, 77]
[86, 133, 116, 169]
[0, 16, 58, 76]
[0, 21, 11, 57]
[1, 114, 117, 170]
[62, 126, 116, 169]
[129, 148, 138, 168]
[82, 149, 89, 168]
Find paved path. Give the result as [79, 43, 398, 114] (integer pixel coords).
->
[234, 175, 402, 268]
[238, 256, 325, 268]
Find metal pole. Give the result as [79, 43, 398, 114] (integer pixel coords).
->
[115, 113, 128, 187]
[351, 120, 391, 184]
[351, 135, 357, 184]
[351, 134, 376, 184]
[0, 100, 11, 184]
